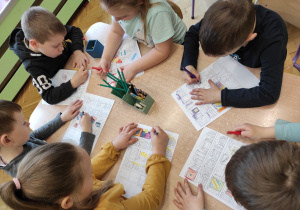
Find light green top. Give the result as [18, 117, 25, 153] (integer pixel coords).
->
[114, 0, 186, 47]
[275, 119, 300, 142]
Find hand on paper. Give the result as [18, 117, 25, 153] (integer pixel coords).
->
[60, 99, 83, 122]
[183, 65, 200, 85]
[112, 122, 140, 150]
[190, 79, 221, 104]
[233, 123, 275, 140]
[95, 58, 110, 76]
[173, 179, 205, 210]
[79, 112, 92, 133]
[72, 50, 89, 69]
[150, 126, 169, 155]
[70, 66, 89, 88]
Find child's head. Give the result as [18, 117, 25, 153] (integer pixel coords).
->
[225, 140, 300, 210]
[100, 0, 151, 37]
[199, 0, 256, 56]
[0, 100, 30, 149]
[21, 6, 67, 58]
[0, 143, 112, 210]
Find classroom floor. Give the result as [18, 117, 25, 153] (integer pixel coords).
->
[14, 0, 300, 122]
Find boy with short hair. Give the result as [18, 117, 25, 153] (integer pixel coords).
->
[174, 140, 300, 210]
[0, 99, 95, 177]
[9, 6, 90, 104]
[181, 0, 288, 108]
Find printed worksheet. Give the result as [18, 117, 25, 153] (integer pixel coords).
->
[180, 127, 245, 210]
[114, 124, 179, 198]
[107, 35, 143, 86]
[42, 69, 91, 105]
[62, 93, 114, 152]
[172, 56, 260, 131]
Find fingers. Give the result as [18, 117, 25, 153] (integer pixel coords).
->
[196, 183, 204, 198]
[176, 181, 186, 197]
[173, 199, 184, 210]
[174, 187, 184, 204]
[184, 179, 192, 196]
[128, 137, 139, 145]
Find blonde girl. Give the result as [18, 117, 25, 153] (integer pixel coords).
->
[0, 123, 171, 210]
[96, 0, 186, 82]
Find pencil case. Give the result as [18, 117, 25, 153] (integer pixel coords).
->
[111, 83, 155, 114]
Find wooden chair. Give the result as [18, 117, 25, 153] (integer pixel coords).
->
[167, 0, 183, 19]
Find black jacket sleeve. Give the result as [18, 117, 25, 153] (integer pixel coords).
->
[180, 21, 201, 70]
[64, 25, 84, 52]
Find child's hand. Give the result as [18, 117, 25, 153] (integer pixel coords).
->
[112, 123, 140, 150]
[60, 100, 83, 122]
[78, 112, 92, 133]
[123, 65, 138, 82]
[190, 79, 221, 104]
[70, 66, 89, 88]
[73, 50, 90, 69]
[183, 65, 200, 85]
[173, 179, 205, 210]
[95, 58, 110, 76]
[150, 126, 169, 155]
[233, 123, 275, 139]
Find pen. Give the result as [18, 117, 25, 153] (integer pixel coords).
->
[227, 131, 242, 135]
[184, 67, 199, 82]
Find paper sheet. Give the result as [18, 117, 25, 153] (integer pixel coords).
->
[114, 124, 179, 198]
[180, 127, 245, 210]
[107, 35, 143, 86]
[62, 93, 114, 152]
[42, 69, 91, 105]
[172, 56, 260, 131]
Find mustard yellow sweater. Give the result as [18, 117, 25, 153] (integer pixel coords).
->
[92, 142, 171, 210]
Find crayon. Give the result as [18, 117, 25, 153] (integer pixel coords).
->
[227, 131, 242, 135]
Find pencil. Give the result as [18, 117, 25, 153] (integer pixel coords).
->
[92, 67, 102, 71]
[99, 84, 125, 91]
[120, 70, 128, 90]
[183, 67, 200, 82]
[227, 131, 242, 135]
[102, 79, 123, 98]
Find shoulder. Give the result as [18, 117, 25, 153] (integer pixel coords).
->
[147, 0, 173, 17]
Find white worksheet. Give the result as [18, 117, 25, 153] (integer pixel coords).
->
[114, 124, 179, 198]
[62, 93, 114, 152]
[107, 35, 143, 86]
[42, 69, 91, 105]
[172, 56, 260, 131]
[180, 127, 245, 210]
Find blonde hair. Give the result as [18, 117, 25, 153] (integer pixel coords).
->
[21, 6, 66, 43]
[0, 143, 112, 210]
[100, 0, 158, 38]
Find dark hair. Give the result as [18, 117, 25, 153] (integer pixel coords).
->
[21, 6, 66, 43]
[199, 0, 255, 56]
[225, 140, 300, 210]
[0, 143, 112, 210]
[100, 0, 157, 38]
[0, 100, 22, 135]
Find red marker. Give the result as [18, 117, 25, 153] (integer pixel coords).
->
[92, 67, 102, 71]
[227, 131, 242, 135]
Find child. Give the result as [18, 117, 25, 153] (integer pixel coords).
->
[9, 6, 90, 104]
[181, 0, 288, 108]
[233, 119, 300, 142]
[0, 123, 171, 210]
[96, 0, 186, 82]
[0, 99, 95, 177]
[173, 140, 300, 210]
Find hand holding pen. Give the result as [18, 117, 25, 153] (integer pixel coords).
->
[182, 65, 200, 85]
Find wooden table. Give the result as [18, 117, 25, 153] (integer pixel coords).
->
[30, 30, 300, 210]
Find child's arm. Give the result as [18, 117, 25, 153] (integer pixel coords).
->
[91, 123, 139, 179]
[123, 38, 173, 82]
[233, 123, 275, 140]
[30, 100, 82, 140]
[78, 112, 95, 155]
[95, 21, 124, 75]
[173, 179, 205, 210]
[121, 126, 171, 209]
[64, 25, 89, 69]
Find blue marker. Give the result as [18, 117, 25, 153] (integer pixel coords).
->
[131, 53, 137, 61]
[183, 67, 200, 82]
